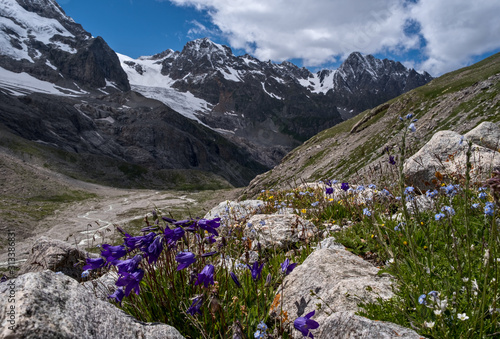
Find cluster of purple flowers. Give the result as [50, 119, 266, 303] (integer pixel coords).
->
[81, 216, 221, 305]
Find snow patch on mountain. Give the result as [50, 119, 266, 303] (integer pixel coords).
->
[0, 0, 75, 61]
[0, 66, 86, 96]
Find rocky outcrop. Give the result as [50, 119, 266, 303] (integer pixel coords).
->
[271, 247, 394, 338]
[246, 214, 318, 250]
[464, 121, 500, 151]
[403, 129, 500, 191]
[204, 200, 264, 224]
[17, 236, 92, 281]
[317, 312, 424, 339]
[0, 270, 185, 339]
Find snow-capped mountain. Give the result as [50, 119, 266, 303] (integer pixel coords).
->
[0, 0, 129, 93]
[0, 1, 433, 187]
[120, 38, 432, 162]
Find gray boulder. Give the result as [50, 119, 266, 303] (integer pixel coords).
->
[17, 236, 94, 281]
[317, 312, 424, 339]
[246, 214, 318, 250]
[403, 130, 500, 191]
[204, 200, 264, 224]
[271, 248, 394, 338]
[0, 270, 185, 339]
[464, 121, 500, 152]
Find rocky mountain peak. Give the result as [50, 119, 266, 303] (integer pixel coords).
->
[182, 38, 233, 61]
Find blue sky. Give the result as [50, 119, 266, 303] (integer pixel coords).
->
[58, 0, 500, 76]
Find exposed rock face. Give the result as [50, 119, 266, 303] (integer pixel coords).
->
[317, 312, 424, 339]
[0, 90, 268, 187]
[246, 214, 318, 250]
[403, 129, 500, 191]
[0, 270, 185, 339]
[0, 0, 129, 91]
[328, 52, 433, 114]
[271, 248, 394, 338]
[204, 200, 264, 223]
[464, 121, 500, 151]
[17, 236, 92, 281]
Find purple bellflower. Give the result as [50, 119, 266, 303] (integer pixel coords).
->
[247, 261, 265, 281]
[116, 254, 142, 274]
[108, 287, 125, 305]
[82, 257, 105, 271]
[281, 258, 297, 276]
[341, 183, 349, 191]
[175, 251, 197, 271]
[124, 232, 155, 251]
[145, 236, 163, 264]
[100, 244, 127, 264]
[195, 264, 215, 287]
[230, 272, 242, 288]
[187, 296, 203, 316]
[116, 269, 144, 296]
[294, 310, 320, 338]
[198, 218, 221, 236]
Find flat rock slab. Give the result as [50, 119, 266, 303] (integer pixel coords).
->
[0, 271, 185, 339]
[317, 312, 425, 339]
[246, 214, 317, 250]
[272, 248, 394, 337]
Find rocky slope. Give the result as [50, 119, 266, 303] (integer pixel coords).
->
[243, 52, 500, 197]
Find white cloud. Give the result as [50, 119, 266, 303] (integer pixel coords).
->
[168, 0, 500, 75]
[411, 0, 500, 75]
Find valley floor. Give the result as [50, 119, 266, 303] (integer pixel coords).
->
[0, 150, 241, 268]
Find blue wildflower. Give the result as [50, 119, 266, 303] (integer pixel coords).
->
[124, 232, 155, 251]
[357, 185, 365, 191]
[472, 203, 480, 209]
[408, 123, 416, 132]
[368, 184, 377, 190]
[485, 202, 495, 216]
[418, 294, 427, 305]
[294, 310, 319, 338]
[195, 264, 215, 287]
[363, 208, 372, 216]
[311, 201, 319, 207]
[479, 192, 488, 200]
[404, 186, 415, 195]
[442, 184, 459, 197]
[442, 205, 455, 216]
[426, 189, 438, 198]
[406, 113, 413, 120]
[380, 189, 392, 197]
[255, 321, 268, 338]
[435, 212, 446, 221]
[81, 270, 90, 278]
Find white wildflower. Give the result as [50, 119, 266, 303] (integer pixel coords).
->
[424, 321, 435, 328]
[458, 313, 469, 321]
